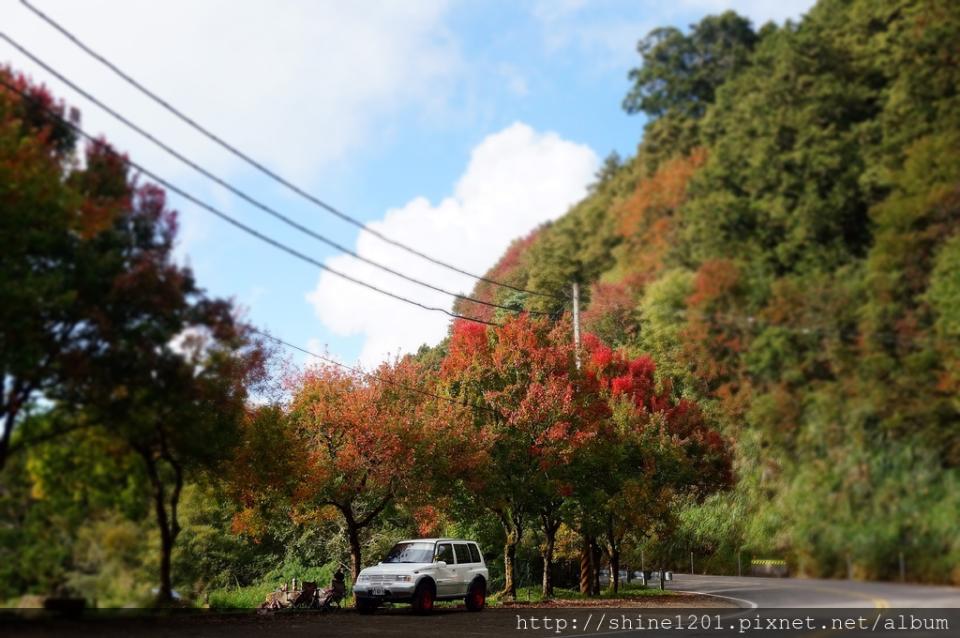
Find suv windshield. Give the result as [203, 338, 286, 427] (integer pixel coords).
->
[382, 542, 435, 564]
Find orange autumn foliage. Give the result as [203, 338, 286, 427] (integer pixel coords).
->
[618, 148, 707, 238]
[616, 149, 707, 286]
[680, 259, 752, 418]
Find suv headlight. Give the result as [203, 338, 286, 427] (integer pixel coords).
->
[394, 575, 412, 582]
[357, 573, 369, 582]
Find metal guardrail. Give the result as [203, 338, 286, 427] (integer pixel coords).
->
[750, 558, 788, 577]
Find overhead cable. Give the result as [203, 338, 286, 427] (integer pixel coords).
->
[0, 74, 499, 327]
[19, 0, 568, 302]
[0, 33, 550, 318]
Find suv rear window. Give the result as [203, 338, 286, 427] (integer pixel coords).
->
[468, 543, 481, 563]
[454, 543, 471, 564]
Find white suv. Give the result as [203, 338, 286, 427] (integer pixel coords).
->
[353, 538, 488, 614]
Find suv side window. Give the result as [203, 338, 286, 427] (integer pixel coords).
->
[468, 543, 482, 563]
[435, 542, 454, 564]
[454, 543, 471, 564]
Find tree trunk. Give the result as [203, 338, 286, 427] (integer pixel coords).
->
[0, 407, 15, 473]
[604, 517, 621, 593]
[539, 513, 559, 598]
[347, 525, 363, 582]
[0, 380, 27, 472]
[579, 532, 595, 595]
[342, 508, 364, 582]
[497, 509, 522, 600]
[158, 515, 174, 603]
[503, 527, 519, 599]
[141, 451, 183, 603]
[538, 508, 561, 598]
[142, 448, 182, 604]
[336, 495, 391, 583]
[591, 539, 602, 595]
[609, 547, 621, 593]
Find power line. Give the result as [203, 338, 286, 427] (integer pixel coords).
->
[19, 0, 567, 302]
[0, 74, 499, 327]
[0, 33, 551, 320]
[250, 327, 501, 417]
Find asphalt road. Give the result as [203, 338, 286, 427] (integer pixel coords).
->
[670, 573, 960, 608]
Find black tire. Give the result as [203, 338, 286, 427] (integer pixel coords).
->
[411, 580, 436, 614]
[356, 597, 377, 614]
[465, 579, 486, 612]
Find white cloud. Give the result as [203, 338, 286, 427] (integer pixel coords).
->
[3, 0, 461, 274]
[530, 0, 816, 70]
[678, 0, 814, 25]
[532, 0, 590, 23]
[531, 1, 652, 69]
[306, 122, 598, 366]
[2, 0, 459, 182]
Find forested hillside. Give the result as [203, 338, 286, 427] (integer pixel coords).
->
[453, 0, 960, 582]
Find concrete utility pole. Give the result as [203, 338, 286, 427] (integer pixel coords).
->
[572, 282, 581, 370]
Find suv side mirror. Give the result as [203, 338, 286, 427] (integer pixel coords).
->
[435, 560, 447, 567]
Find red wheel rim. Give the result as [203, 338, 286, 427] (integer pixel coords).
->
[472, 590, 484, 607]
[423, 590, 433, 610]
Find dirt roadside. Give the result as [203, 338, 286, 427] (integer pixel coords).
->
[0, 593, 736, 638]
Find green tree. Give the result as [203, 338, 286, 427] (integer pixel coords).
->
[0, 71, 97, 471]
[54, 173, 268, 601]
[623, 11, 759, 118]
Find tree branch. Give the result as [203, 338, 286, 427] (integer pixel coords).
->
[357, 493, 392, 529]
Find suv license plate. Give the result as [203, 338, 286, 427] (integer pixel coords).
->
[372, 586, 384, 596]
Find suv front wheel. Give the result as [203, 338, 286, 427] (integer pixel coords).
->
[411, 580, 435, 614]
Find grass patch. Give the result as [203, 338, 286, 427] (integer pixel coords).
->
[489, 582, 674, 605]
[206, 583, 277, 609]
[205, 561, 344, 609]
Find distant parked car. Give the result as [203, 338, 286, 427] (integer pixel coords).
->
[353, 538, 488, 614]
[598, 568, 630, 585]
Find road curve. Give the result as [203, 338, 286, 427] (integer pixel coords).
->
[671, 573, 960, 608]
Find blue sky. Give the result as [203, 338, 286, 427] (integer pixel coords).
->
[3, 0, 814, 368]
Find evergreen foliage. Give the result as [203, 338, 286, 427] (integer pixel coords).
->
[471, 0, 960, 583]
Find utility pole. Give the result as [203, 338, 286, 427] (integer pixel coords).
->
[572, 282, 581, 369]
